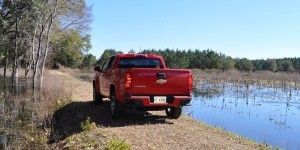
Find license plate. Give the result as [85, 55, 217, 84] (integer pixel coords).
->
[154, 96, 166, 103]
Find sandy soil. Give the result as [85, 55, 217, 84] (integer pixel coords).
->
[49, 70, 270, 150]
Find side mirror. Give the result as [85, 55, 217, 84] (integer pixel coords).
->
[94, 66, 101, 72]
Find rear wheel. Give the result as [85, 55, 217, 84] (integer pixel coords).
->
[165, 107, 182, 119]
[110, 90, 123, 118]
[93, 82, 103, 104]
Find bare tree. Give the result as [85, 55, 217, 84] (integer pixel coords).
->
[32, 0, 58, 89]
[1, 0, 92, 89]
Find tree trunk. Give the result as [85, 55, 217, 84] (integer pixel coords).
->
[32, 23, 44, 90]
[25, 23, 38, 78]
[40, 2, 57, 88]
[32, 0, 59, 90]
[12, 13, 18, 79]
[3, 48, 8, 78]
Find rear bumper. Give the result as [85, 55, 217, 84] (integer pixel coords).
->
[123, 95, 191, 107]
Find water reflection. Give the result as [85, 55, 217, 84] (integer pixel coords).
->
[184, 82, 300, 149]
[0, 78, 37, 149]
[0, 77, 31, 96]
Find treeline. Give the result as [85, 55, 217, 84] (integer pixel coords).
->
[0, 0, 92, 89]
[97, 49, 300, 72]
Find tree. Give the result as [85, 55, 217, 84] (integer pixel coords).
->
[290, 58, 300, 71]
[235, 58, 254, 71]
[252, 59, 265, 71]
[128, 49, 136, 54]
[82, 54, 97, 68]
[265, 59, 277, 72]
[188, 49, 204, 69]
[0, 0, 92, 89]
[202, 50, 222, 69]
[278, 60, 295, 72]
[0, 0, 33, 77]
[97, 49, 123, 66]
[52, 29, 91, 68]
[220, 57, 235, 71]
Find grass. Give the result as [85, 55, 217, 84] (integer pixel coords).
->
[105, 137, 131, 150]
[80, 117, 96, 132]
[192, 69, 300, 85]
[62, 128, 106, 149]
[192, 69, 300, 96]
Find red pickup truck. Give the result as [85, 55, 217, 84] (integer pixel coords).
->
[93, 54, 192, 119]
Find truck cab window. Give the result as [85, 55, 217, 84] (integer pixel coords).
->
[117, 58, 163, 68]
[102, 56, 116, 72]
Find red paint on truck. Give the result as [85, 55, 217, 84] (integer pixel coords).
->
[93, 54, 192, 119]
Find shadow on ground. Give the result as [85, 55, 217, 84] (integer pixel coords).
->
[50, 100, 170, 143]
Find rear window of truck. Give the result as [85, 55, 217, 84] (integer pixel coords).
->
[117, 57, 163, 68]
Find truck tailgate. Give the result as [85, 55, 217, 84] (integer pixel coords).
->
[130, 68, 191, 95]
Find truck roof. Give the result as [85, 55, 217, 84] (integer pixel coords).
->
[115, 53, 162, 59]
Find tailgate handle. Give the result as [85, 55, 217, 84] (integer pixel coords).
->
[156, 73, 166, 79]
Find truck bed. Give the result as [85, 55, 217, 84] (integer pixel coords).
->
[130, 68, 191, 96]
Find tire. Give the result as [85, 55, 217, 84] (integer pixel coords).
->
[110, 90, 123, 118]
[93, 82, 103, 104]
[165, 107, 182, 119]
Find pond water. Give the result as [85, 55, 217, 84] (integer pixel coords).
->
[0, 78, 36, 149]
[184, 82, 300, 149]
[0, 78, 31, 95]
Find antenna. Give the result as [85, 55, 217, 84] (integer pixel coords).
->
[162, 21, 164, 50]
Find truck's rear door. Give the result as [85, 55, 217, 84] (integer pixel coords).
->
[117, 56, 192, 96]
[130, 68, 192, 96]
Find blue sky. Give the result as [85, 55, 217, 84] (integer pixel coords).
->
[86, 0, 300, 59]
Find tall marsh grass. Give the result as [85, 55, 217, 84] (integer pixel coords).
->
[192, 69, 300, 95]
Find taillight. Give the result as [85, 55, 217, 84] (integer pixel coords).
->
[125, 73, 132, 89]
[188, 72, 193, 90]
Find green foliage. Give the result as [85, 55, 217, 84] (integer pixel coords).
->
[1, 0, 92, 71]
[82, 54, 97, 68]
[291, 58, 300, 71]
[105, 137, 130, 150]
[265, 59, 277, 72]
[140, 49, 223, 69]
[278, 60, 295, 72]
[252, 59, 265, 71]
[96, 48, 300, 73]
[52, 29, 92, 68]
[234, 58, 254, 71]
[55, 96, 71, 109]
[96, 49, 123, 66]
[221, 58, 235, 71]
[80, 117, 94, 132]
[0, 0, 36, 69]
[128, 49, 136, 54]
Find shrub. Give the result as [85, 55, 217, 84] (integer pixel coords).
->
[105, 137, 130, 150]
[80, 117, 95, 132]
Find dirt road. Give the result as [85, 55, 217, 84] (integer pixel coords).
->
[50, 70, 269, 150]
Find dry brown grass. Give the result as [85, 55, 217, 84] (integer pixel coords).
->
[192, 69, 300, 89]
[192, 69, 300, 82]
